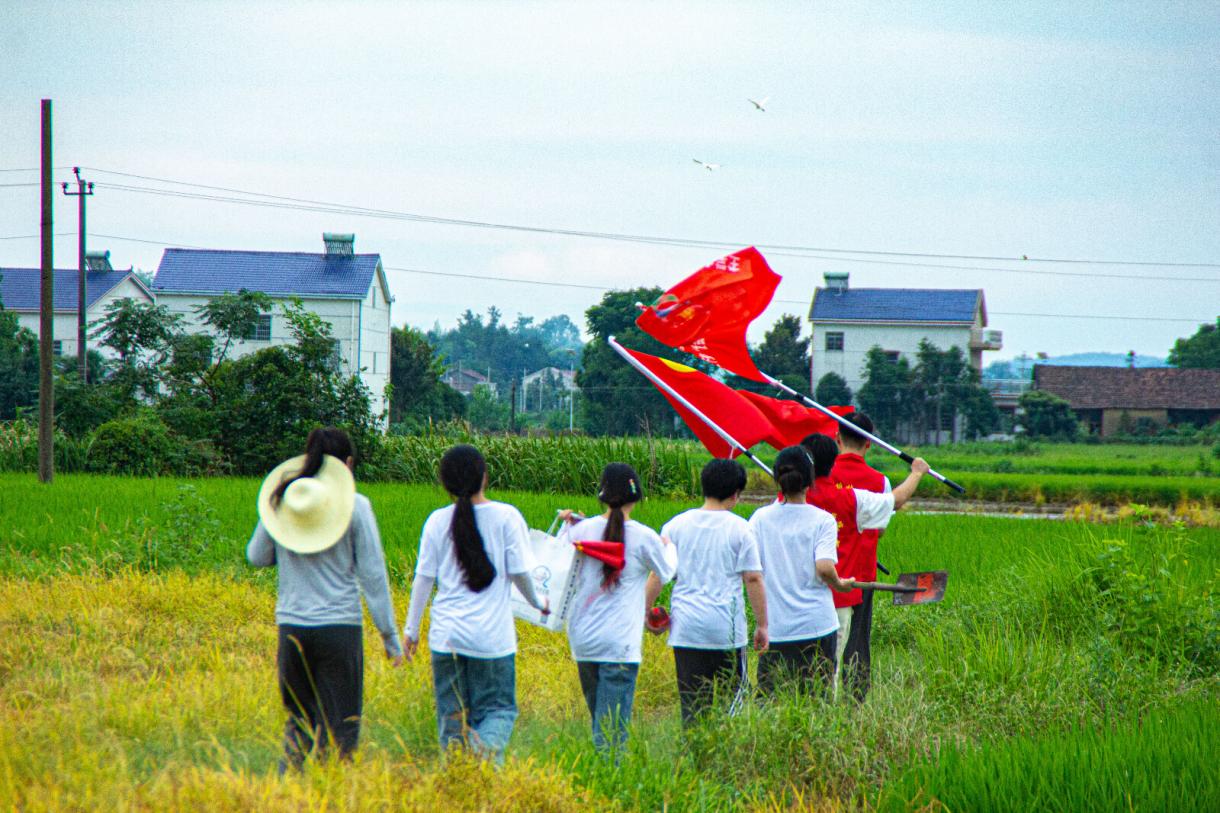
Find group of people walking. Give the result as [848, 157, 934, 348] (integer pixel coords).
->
[248, 416, 929, 769]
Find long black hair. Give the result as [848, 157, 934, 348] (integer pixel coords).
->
[270, 426, 354, 508]
[799, 433, 839, 479]
[774, 445, 814, 498]
[598, 462, 642, 589]
[439, 444, 496, 592]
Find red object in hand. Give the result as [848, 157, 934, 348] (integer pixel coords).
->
[646, 606, 671, 633]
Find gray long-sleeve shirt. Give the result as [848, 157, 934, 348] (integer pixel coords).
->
[247, 493, 403, 657]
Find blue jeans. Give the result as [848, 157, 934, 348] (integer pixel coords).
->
[430, 651, 518, 763]
[576, 661, 640, 752]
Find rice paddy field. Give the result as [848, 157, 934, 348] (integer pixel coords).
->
[1, 471, 1217, 811]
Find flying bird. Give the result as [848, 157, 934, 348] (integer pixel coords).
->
[692, 159, 721, 172]
[748, 96, 770, 112]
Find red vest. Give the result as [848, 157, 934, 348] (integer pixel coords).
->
[805, 477, 867, 608]
[828, 453, 887, 607]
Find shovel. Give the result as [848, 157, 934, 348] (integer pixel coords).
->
[851, 571, 948, 606]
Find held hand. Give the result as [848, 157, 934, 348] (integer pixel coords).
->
[831, 576, 857, 593]
[557, 509, 581, 525]
[753, 625, 769, 653]
[540, 596, 552, 616]
[911, 457, 930, 475]
[402, 635, 419, 663]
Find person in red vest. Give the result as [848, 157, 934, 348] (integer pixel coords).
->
[828, 412, 889, 702]
[799, 432, 929, 701]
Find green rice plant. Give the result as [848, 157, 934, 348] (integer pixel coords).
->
[875, 699, 1220, 813]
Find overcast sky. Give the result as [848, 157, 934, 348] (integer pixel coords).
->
[2, 1, 1217, 364]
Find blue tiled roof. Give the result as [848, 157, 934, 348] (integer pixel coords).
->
[810, 288, 982, 323]
[0, 268, 142, 311]
[153, 249, 380, 299]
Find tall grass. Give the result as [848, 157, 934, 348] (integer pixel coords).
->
[1, 475, 1217, 810]
[875, 700, 1219, 813]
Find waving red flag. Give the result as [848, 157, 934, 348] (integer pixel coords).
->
[635, 247, 780, 382]
[615, 344, 775, 458]
[573, 540, 625, 571]
[738, 390, 853, 450]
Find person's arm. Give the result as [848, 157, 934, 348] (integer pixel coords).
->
[890, 457, 930, 509]
[742, 571, 768, 651]
[509, 572, 550, 614]
[246, 523, 276, 568]
[401, 573, 435, 662]
[644, 572, 665, 609]
[351, 502, 404, 662]
[816, 559, 855, 592]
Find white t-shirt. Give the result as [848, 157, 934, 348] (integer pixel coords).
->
[560, 516, 677, 663]
[660, 508, 762, 650]
[853, 489, 897, 530]
[415, 500, 533, 658]
[749, 502, 840, 643]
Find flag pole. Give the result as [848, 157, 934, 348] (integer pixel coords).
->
[762, 374, 964, 493]
[609, 336, 773, 477]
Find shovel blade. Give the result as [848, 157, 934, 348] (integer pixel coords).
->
[892, 571, 948, 606]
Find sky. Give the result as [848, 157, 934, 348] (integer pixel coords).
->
[2, 0, 1218, 366]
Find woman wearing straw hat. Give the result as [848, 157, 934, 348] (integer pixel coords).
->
[247, 427, 402, 771]
[402, 444, 549, 764]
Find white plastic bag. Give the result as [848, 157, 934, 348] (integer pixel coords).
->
[511, 514, 583, 631]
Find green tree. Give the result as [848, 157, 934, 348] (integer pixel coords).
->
[910, 341, 997, 442]
[578, 287, 690, 436]
[389, 325, 465, 430]
[1018, 390, 1079, 439]
[815, 372, 853, 406]
[0, 309, 39, 420]
[467, 384, 510, 431]
[91, 299, 183, 401]
[857, 346, 915, 441]
[1168, 318, 1220, 368]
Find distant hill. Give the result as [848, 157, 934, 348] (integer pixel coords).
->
[985, 352, 1170, 380]
[1038, 353, 1169, 368]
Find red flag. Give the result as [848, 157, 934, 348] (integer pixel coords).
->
[635, 247, 780, 382]
[737, 390, 853, 450]
[573, 540, 625, 571]
[618, 346, 775, 458]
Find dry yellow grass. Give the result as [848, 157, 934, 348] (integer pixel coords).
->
[0, 570, 663, 811]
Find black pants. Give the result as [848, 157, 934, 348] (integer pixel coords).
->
[841, 589, 875, 703]
[277, 624, 363, 767]
[673, 646, 747, 727]
[756, 633, 836, 697]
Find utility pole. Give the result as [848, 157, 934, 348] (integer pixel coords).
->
[38, 99, 54, 484]
[62, 167, 94, 383]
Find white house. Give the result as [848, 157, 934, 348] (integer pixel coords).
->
[0, 251, 154, 358]
[151, 233, 392, 417]
[808, 272, 1002, 396]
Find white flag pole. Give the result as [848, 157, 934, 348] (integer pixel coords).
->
[609, 336, 772, 477]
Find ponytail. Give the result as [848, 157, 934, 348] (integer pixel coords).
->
[439, 444, 496, 592]
[271, 426, 354, 508]
[774, 445, 814, 498]
[598, 463, 641, 589]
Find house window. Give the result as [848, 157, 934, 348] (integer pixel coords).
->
[884, 350, 901, 363]
[245, 314, 272, 341]
[52, 340, 63, 356]
[328, 340, 343, 372]
[825, 332, 844, 351]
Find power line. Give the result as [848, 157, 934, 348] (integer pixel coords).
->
[81, 167, 1220, 270]
[0, 183, 39, 188]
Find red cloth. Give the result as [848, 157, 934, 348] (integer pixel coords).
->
[806, 476, 871, 608]
[736, 391, 852, 450]
[830, 453, 888, 608]
[573, 540, 625, 571]
[618, 346, 776, 458]
[635, 247, 780, 382]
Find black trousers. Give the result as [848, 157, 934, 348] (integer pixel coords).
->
[277, 624, 364, 767]
[841, 589, 875, 703]
[673, 646, 747, 727]
[756, 632, 836, 697]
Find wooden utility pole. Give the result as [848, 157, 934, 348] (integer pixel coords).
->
[62, 167, 94, 383]
[38, 99, 54, 483]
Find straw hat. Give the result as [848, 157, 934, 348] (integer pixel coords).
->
[257, 454, 356, 554]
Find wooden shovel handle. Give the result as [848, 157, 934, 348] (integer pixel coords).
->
[850, 581, 921, 593]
